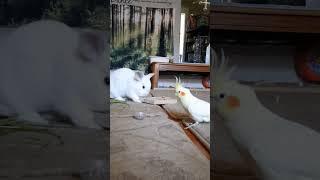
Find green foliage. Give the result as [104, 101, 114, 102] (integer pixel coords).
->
[110, 99, 129, 106]
[42, 0, 108, 30]
[0, 0, 108, 30]
[111, 46, 149, 73]
[85, 7, 109, 30]
[0, 117, 63, 145]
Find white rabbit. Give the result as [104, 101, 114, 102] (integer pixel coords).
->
[0, 20, 108, 129]
[110, 68, 154, 103]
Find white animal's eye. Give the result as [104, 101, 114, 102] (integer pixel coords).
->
[142, 85, 145, 89]
[219, 93, 225, 99]
[104, 77, 109, 85]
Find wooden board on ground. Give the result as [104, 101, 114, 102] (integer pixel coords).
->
[141, 96, 177, 105]
[151, 89, 210, 150]
[0, 111, 108, 180]
[110, 101, 209, 180]
[0, 127, 107, 179]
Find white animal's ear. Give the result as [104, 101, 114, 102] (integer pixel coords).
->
[134, 71, 144, 81]
[77, 30, 107, 62]
[146, 73, 155, 79]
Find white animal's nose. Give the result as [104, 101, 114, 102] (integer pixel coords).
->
[104, 77, 109, 85]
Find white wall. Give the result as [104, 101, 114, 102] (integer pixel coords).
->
[214, 45, 301, 83]
[158, 74, 207, 89]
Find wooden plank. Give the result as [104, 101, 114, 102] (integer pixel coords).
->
[211, 13, 320, 29]
[141, 96, 177, 105]
[211, 12, 320, 33]
[150, 62, 210, 89]
[151, 62, 160, 89]
[214, 174, 260, 180]
[19, 177, 78, 180]
[211, 4, 320, 16]
[210, 4, 320, 33]
[158, 63, 210, 72]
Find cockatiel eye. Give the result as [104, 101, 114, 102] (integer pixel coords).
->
[219, 93, 225, 99]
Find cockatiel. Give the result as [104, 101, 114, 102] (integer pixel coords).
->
[174, 76, 210, 129]
[213, 50, 320, 180]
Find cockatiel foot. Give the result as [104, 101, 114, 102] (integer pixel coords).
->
[184, 121, 199, 129]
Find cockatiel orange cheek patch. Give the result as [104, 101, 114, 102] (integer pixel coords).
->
[180, 91, 186, 96]
[227, 96, 240, 108]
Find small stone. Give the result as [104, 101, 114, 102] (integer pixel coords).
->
[133, 112, 145, 120]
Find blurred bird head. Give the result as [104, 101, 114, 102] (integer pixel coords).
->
[212, 49, 257, 117]
[174, 76, 191, 99]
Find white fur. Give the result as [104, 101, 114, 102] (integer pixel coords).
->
[0, 20, 108, 129]
[110, 68, 154, 103]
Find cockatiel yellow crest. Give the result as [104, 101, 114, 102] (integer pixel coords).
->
[213, 49, 320, 180]
[174, 76, 210, 129]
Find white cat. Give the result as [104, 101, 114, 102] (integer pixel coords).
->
[0, 20, 108, 129]
[110, 68, 154, 103]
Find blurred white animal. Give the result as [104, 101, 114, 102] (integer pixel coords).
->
[0, 20, 107, 129]
[110, 68, 154, 103]
[175, 77, 210, 129]
[213, 50, 320, 180]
